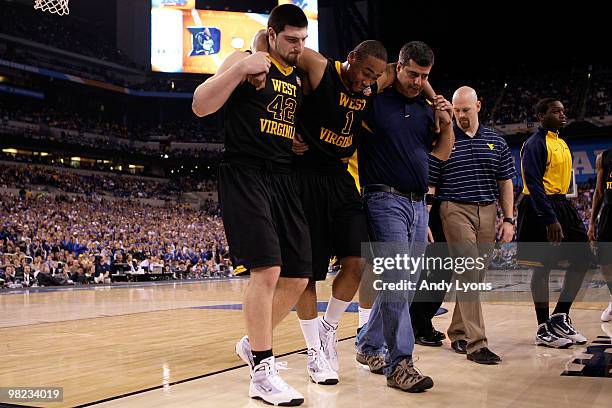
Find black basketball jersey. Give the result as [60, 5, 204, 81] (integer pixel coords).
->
[224, 58, 303, 164]
[603, 148, 612, 206]
[298, 59, 378, 164]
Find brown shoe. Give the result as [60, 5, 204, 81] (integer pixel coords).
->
[356, 352, 385, 374]
[386, 359, 434, 393]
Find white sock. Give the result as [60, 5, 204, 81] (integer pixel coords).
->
[358, 307, 371, 329]
[324, 296, 350, 327]
[299, 318, 321, 350]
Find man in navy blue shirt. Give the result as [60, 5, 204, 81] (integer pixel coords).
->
[429, 86, 515, 364]
[356, 41, 454, 393]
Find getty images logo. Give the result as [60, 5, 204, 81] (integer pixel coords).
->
[372, 254, 487, 275]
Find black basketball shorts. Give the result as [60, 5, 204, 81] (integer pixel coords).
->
[597, 204, 612, 264]
[219, 160, 312, 278]
[298, 168, 369, 281]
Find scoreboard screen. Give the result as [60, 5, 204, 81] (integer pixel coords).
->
[151, 0, 319, 74]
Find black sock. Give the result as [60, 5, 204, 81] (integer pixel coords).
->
[531, 267, 551, 326]
[534, 303, 549, 325]
[252, 349, 273, 366]
[553, 301, 571, 316]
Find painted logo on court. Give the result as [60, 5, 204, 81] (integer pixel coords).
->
[562, 334, 612, 377]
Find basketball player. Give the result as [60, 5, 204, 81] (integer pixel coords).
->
[517, 98, 590, 348]
[588, 149, 612, 322]
[192, 4, 310, 406]
[288, 41, 389, 385]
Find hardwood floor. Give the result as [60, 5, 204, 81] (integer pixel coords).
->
[0, 278, 610, 407]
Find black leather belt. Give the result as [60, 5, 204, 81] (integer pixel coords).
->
[362, 184, 425, 201]
[446, 199, 495, 207]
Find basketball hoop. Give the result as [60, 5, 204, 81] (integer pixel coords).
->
[34, 0, 70, 16]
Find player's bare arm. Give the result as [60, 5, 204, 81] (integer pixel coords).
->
[430, 95, 454, 161]
[192, 50, 270, 117]
[375, 62, 397, 91]
[251, 29, 327, 91]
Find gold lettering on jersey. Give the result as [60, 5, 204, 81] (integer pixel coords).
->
[271, 78, 297, 97]
[339, 92, 367, 111]
[320, 127, 353, 148]
[260, 118, 295, 139]
[607, 181, 612, 189]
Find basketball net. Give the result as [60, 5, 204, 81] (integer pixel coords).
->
[34, 0, 70, 16]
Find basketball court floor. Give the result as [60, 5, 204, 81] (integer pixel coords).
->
[1, 274, 610, 407]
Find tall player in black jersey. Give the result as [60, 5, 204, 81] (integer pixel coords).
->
[588, 149, 612, 322]
[193, 5, 310, 406]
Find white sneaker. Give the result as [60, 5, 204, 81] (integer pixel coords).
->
[249, 356, 304, 406]
[548, 313, 587, 345]
[535, 322, 573, 348]
[235, 335, 254, 375]
[601, 299, 612, 322]
[318, 317, 339, 372]
[306, 348, 339, 385]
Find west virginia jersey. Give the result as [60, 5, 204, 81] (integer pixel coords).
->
[598, 149, 612, 246]
[298, 60, 377, 163]
[218, 55, 312, 279]
[603, 149, 612, 206]
[224, 57, 303, 164]
[293, 59, 373, 281]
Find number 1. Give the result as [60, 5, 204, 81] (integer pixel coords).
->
[341, 111, 354, 135]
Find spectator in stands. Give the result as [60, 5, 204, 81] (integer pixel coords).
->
[22, 264, 36, 287]
[149, 255, 164, 274]
[70, 265, 88, 284]
[2, 265, 17, 287]
[53, 266, 74, 285]
[125, 254, 138, 274]
[94, 254, 111, 283]
[111, 252, 127, 274]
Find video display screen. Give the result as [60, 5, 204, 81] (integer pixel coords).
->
[151, 0, 319, 74]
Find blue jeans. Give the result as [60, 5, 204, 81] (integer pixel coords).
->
[357, 191, 429, 376]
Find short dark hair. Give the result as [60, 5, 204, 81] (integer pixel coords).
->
[268, 4, 308, 34]
[398, 41, 434, 67]
[535, 98, 559, 115]
[352, 40, 388, 62]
